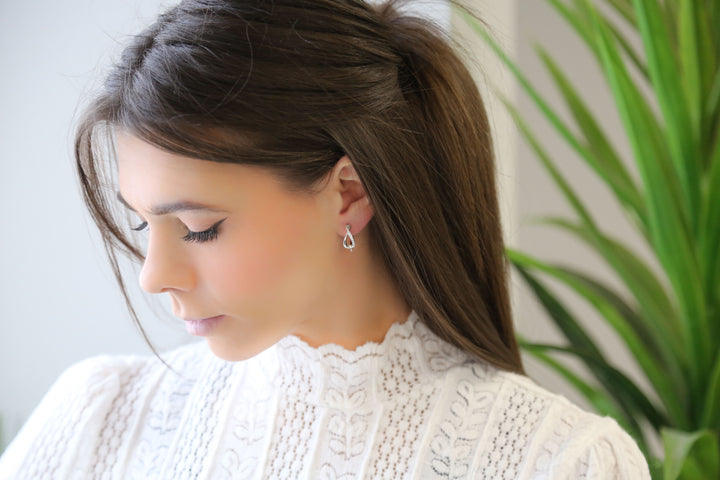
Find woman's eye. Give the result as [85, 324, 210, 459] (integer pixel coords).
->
[132, 221, 148, 232]
[182, 218, 226, 243]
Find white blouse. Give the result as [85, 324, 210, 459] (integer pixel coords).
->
[0, 311, 650, 479]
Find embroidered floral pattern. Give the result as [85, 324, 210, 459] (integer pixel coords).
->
[475, 384, 549, 479]
[429, 379, 494, 479]
[166, 357, 235, 480]
[91, 361, 153, 480]
[4, 312, 650, 479]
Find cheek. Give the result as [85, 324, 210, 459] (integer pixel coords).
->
[205, 203, 333, 308]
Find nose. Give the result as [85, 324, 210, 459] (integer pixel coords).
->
[139, 232, 196, 294]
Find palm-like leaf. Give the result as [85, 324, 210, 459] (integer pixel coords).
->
[465, 0, 720, 477]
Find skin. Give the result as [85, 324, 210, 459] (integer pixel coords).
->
[116, 132, 411, 361]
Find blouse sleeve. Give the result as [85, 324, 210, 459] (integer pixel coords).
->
[0, 355, 135, 480]
[562, 417, 652, 480]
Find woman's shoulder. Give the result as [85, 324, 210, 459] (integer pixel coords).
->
[436, 360, 651, 478]
[0, 342, 215, 478]
[19, 343, 209, 422]
[52, 341, 211, 392]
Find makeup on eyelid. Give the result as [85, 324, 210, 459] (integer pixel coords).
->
[130, 218, 226, 243]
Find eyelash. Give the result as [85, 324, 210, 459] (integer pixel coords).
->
[131, 219, 226, 244]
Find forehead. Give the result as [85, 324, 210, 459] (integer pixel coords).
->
[115, 133, 289, 208]
[116, 132, 241, 180]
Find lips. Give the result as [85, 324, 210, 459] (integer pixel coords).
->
[183, 315, 225, 336]
[183, 315, 223, 322]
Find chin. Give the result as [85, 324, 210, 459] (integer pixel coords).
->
[205, 337, 268, 362]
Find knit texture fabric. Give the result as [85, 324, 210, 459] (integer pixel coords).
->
[0, 311, 650, 479]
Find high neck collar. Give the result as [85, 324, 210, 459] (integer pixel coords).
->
[277, 310, 419, 364]
[271, 311, 471, 408]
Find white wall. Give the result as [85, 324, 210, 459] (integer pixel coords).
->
[0, 0, 190, 449]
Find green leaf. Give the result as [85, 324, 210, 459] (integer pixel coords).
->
[602, 0, 636, 27]
[536, 46, 648, 235]
[530, 218, 684, 364]
[521, 342, 623, 416]
[512, 262, 604, 360]
[523, 341, 664, 445]
[685, 1, 717, 164]
[707, 69, 720, 170]
[659, 0, 679, 48]
[678, 1, 703, 156]
[549, 265, 666, 366]
[700, 353, 720, 430]
[547, 0, 595, 48]
[520, 341, 648, 450]
[700, 122, 720, 341]
[469, 0, 720, 453]
[712, 1, 720, 58]
[463, 11, 618, 205]
[606, 19, 648, 81]
[553, 0, 649, 80]
[510, 249, 683, 427]
[470, 5, 655, 255]
[582, 0, 710, 400]
[498, 98, 647, 267]
[501, 98, 597, 229]
[696, 2, 717, 99]
[662, 428, 719, 480]
[634, 0, 701, 229]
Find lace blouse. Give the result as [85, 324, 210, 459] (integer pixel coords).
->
[0, 311, 650, 479]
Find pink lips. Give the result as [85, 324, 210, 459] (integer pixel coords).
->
[184, 315, 225, 336]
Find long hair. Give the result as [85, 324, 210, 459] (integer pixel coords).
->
[75, 0, 524, 373]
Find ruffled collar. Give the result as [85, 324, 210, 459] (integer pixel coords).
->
[271, 310, 470, 408]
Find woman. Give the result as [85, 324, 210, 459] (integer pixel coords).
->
[0, 0, 650, 478]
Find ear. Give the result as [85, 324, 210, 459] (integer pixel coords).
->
[330, 155, 374, 237]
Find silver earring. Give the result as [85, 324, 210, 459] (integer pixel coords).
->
[343, 224, 356, 251]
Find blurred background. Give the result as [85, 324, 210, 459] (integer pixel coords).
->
[0, 0, 644, 451]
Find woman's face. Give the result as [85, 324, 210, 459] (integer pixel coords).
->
[116, 133, 344, 360]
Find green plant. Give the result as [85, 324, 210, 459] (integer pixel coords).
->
[465, 0, 719, 478]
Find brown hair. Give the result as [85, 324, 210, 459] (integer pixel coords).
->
[75, 0, 523, 373]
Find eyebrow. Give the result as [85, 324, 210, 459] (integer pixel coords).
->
[116, 191, 229, 215]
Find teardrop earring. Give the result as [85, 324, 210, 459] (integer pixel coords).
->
[342, 224, 356, 252]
